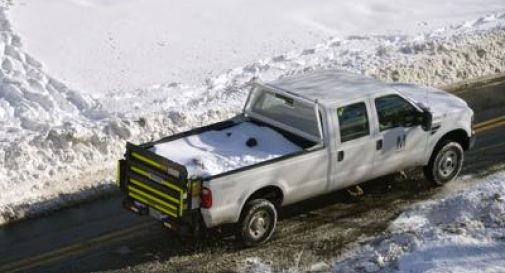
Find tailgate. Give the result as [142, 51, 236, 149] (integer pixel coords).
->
[117, 142, 199, 225]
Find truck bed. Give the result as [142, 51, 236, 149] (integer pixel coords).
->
[149, 121, 304, 177]
[117, 117, 316, 231]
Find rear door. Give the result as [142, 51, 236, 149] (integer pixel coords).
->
[329, 99, 376, 190]
[371, 94, 428, 178]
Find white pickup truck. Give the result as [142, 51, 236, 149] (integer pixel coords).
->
[117, 70, 475, 246]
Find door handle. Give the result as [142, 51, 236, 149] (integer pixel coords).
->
[337, 150, 344, 162]
[376, 139, 383, 150]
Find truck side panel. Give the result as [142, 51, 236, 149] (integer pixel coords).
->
[201, 147, 329, 227]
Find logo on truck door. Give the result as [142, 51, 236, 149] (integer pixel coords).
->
[397, 134, 406, 150]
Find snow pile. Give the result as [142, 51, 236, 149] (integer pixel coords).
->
[0, 8, 96, 132]
[151, 122, 302, 176]
[10, 0, 505, 94]
[329, 171, 505, 273]
[0, 3, 107, 221]
[1, 4, 505, 223]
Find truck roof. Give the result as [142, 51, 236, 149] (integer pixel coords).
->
[264, 70, 392, 104]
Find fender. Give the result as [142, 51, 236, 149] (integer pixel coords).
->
[425, 110, 473, 165]
[233, 182, 288, 224]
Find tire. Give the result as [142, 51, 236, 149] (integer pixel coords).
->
[238, 199, 277, 247]
[423, 141, 464, 186]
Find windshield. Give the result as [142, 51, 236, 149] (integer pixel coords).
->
[249, 87, 321, 140]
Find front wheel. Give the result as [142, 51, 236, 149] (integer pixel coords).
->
[238, 199, 277, 247]
[424, 141, 464, 186]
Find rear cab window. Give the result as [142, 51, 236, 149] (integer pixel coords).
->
[248, 87, 322, 141]
[337, 102, 370, 142]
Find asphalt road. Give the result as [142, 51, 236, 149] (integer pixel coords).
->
[0, 76, 504, 273]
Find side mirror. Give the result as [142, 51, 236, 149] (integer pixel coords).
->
[421, 109, 432, 131]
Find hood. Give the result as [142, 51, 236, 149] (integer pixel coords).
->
[391, 83, 469, 117]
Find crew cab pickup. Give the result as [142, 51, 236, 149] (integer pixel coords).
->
[117, 70, 475, 246]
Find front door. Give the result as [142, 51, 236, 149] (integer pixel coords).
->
[329, 100, 376, 190]
[372, 94, 428, 178]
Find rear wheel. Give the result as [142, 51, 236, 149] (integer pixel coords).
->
[424, 141, 464, 185]
[238, 199, 277, 247]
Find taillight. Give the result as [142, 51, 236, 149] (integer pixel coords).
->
[200, 187, 212, 208]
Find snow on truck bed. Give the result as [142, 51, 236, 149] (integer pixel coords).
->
[149, 122, 302, 176]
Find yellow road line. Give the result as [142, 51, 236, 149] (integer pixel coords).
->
[475, 119, 505, 134]
[0, 222, 153, 273]
[473, 115, 505, 129]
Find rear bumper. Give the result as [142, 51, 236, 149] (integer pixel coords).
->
[123, 197, 202, 236]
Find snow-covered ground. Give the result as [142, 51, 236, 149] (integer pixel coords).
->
[0, 0, 504, 224]
[8, 0, 505, 94]
[331, 171, 505, 273]
[241, 171, 505, 273]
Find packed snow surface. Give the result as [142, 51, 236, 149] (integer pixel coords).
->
[331, 171, 505, 273]
[150, 122, 302, 176]
[243, 171, 505, 273]
[0, 0, 504, 223]
[8, 0, 505, 94]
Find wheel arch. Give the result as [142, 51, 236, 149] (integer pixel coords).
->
[237, 185, 284, 221]
[246, 185, 284, 208]
[435, 129, 471, 151]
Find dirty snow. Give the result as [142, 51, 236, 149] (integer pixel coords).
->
[241, 171, 505, 273]
[329, 171, 505, 273]
[0, 0, 504, 224]
[150, 122, 302, 177]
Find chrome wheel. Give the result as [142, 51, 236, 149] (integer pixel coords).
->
[248, 210, 271, 240]
[438, 150, 458, 178]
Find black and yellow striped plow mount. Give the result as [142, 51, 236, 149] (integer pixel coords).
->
[117, 142, 191, 221]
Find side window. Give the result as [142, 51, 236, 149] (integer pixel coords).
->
[375, 95, 421, 131]
[337, 102, 370, 142]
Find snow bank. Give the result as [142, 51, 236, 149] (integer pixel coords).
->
[329, 170, 505, 273]
[1, 3, 505, 224]
[150, 122, 302, 176]
[9, 0, 505, 94]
